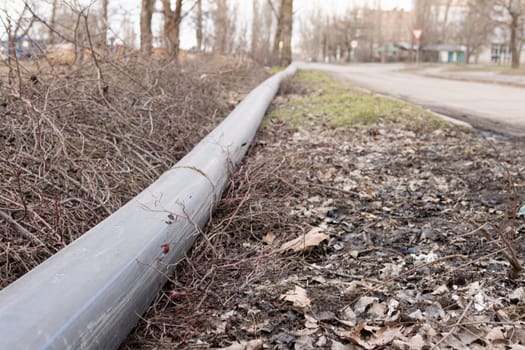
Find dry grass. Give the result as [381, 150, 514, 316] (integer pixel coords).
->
[0, 53, 268, 289]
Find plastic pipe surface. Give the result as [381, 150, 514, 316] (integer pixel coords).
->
[0, 64, 297, 350]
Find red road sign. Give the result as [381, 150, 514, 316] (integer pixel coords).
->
[412, 29, 423, 40]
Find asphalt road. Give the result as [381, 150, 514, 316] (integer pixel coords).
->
[298, 62, 525, 137]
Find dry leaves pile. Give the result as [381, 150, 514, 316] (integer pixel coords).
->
[123, 81, 525, 349]
[0, 54, 267, 289]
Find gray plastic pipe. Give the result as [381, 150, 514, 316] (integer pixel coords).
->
[0, 64, 297, 350]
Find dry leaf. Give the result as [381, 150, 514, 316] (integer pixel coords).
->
[348, 324, 403, 349]
[486, 327, 505, 342]
[354, 296, 378, 314]
[331, 339, 354, 350]
[442, 334, 469, 350]
[316, 336, 327, 347]
[432, 284, 449, 295]
[220, 339, 263, 350]
[280, 286, 311, 309]
[294, 335, 314, 350]
[291, 328, 319, 336]
[510, 287, 525, 304]
[368, 302, 387, 319]
[407, 334, 425, 348]
[279, 228, 329, 253]
[495, 309, 510, 322]
[392, 334, 425, 350]
[263, 231, 276, 245]
[241, 320, 271, 335]
[337, 305, 356, 327]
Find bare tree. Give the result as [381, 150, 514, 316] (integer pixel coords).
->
[140, 0, 155, 54]
[48, 0, 59, 44]
[196, 0, 203, 51]
[413, 0, 440, 53]
[209, 0, 241, 53]
[249, 0, 275, 63]
[73, 10, 86, 65]
[261, 0, 275, 56]
[101, 0, 108, 48]
[162, 0, 183, 58]
[298, 6, 374, 63]
[213, 0, 228, 53]
[279, 0, 293, 65]
[337, 9, 365, 62]
[440, 0, 453, 43]
[272, 0, 293, 65]
[251, 0, 260, 55]
[1, 3, 37, 87]
[461, 0, 495, 63]
[498, 0, 524, 68]
[121, 12, 137, 48]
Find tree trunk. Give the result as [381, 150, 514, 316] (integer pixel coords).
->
[510, 12, 521, 68]
[196, 0, 203, 51]
[162, 0, 183, 59]
[74, 15, 85, 66]
[272, 1, 283, 63]
[214, 0, 228, 53]
[261, 0, 274, 63]
[441, 0, 452, 42]
[5, 19, 16, 86]
[279, 0, 293, 66]
[48, 0, 58, 45]
[251, 0, 260, 55]
[101, 0, 109, 48]
[272, 0, 293, 65]
[74, 34, 85, 65]
[140, 0, 154, 55]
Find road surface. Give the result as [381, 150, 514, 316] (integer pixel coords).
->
[298, 63, 525, 137]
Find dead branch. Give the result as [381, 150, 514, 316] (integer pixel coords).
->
[0, 209, 50, 253]
[0, 53, 267, 290]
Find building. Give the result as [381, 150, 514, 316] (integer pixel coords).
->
[410, 0, 525, 65]
[354, 7, 413, 62]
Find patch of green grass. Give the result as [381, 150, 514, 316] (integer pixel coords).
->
[267, 69, 449, 131]
[267, 66, 285, 75]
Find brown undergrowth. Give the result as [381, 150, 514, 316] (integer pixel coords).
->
[123, 71, 525, 349]
[0, 54, 267, 289]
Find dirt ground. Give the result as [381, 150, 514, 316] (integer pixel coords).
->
[123, 72, 525, 349]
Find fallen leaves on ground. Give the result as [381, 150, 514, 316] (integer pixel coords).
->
[123, 78, 525, 350]
[279, 228, 329, 253]
[280, 286, 312, 310]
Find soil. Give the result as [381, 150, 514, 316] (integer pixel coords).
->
[123, 78, 525, 349]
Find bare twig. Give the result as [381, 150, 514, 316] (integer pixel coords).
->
[0, 52, 264, 290]
[0, 209, 51, 252]
[431, 296, 476, 350]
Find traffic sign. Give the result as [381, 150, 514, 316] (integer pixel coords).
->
[412, 29, 423, 40]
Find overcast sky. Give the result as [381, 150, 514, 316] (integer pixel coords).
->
[2, 0, 413, 47]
